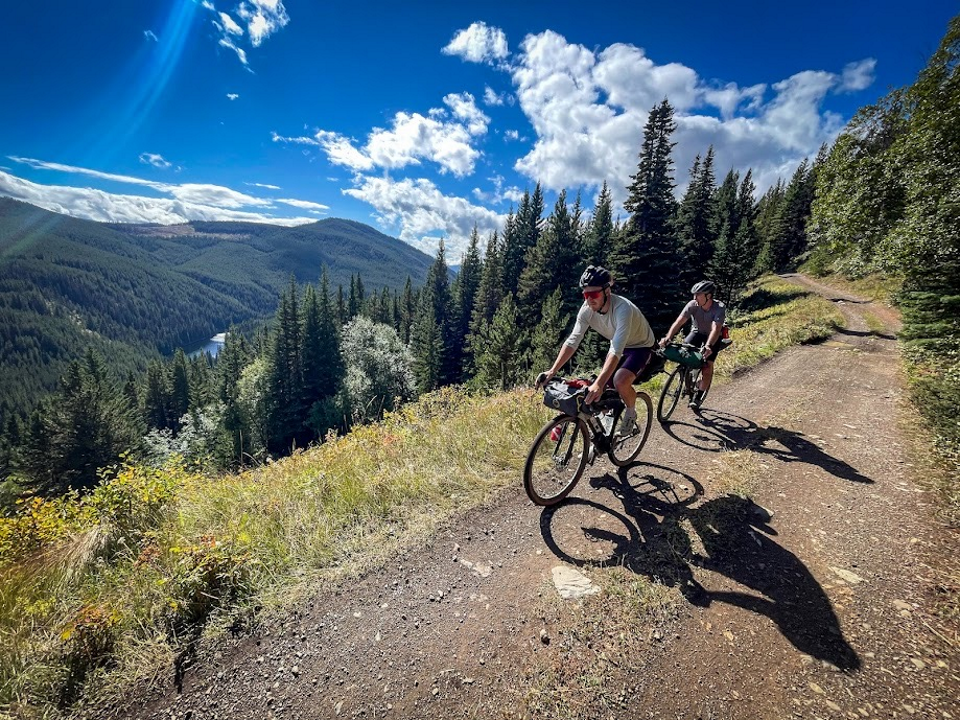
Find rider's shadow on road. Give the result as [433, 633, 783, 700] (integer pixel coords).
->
[538, 466, 860, 671]
[703, 409, 875, 485]
[662, 409, 874, 484]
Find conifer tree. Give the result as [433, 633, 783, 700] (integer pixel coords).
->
[518, 189, 579, 320]
[470, 232, 503, 331]
[168, 349, 191, 432]
[451, 227, 483, 382]
[265, 278, 305, 453]
[529, 288, 566, 374]
[758, 159, 814, 272]
[502, 185, 544, 291]
[410, 243, 453, 391]
[608, 99, 682, 333]
[337, 285, 346, 326]
[398, 277, 416, 345]
[143, 360, 169, 430]
[711, 170, 759, 304]
[301, 270, 344, 440]
[676, 147, 718, 286]
[581, 181, 614, 266]
[217, 328, 252, 464]
[18, 350, 142, 495]
[469, 294, 527, 391]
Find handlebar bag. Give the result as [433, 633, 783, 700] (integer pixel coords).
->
[543, 381, 587, 416]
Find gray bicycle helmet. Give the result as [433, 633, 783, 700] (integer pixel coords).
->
[579, 265, 612, 289]
[691, 280, 716, 295]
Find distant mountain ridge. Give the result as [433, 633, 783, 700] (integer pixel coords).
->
[0, 199, 434, 422]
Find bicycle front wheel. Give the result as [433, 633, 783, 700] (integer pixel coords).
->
[523, 415, 590, 506]
[609, 392, 653, 466]
[657, 367, 685, 422]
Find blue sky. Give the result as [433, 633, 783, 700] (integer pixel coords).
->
[1, 1, 955, 261]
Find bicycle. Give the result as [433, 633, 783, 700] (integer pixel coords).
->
[656, 342, 708, 422]
[524, 377, 654, 506]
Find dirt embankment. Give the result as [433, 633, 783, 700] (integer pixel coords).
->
[102, 275, 958, 720]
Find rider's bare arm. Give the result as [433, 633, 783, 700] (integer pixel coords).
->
[659, 312, 688, 347]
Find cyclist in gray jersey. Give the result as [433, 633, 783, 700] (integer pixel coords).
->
[537, 265, 655, 434]
[659, 280, 728, 409]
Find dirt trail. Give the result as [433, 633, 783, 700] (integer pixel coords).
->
[110, 275, 958, 720]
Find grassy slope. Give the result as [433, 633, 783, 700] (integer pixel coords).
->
[0, 276, 844, 717]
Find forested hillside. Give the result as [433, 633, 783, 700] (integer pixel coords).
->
[0, 200, 433, 422]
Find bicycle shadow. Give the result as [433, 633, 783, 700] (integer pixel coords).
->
[539, 464, 709, 606]
[700, 409, 875, 485]
[660, 409, 873, 484]
[538, 469, 860, 671]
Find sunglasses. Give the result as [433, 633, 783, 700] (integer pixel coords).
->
[582, 289, 605, 300]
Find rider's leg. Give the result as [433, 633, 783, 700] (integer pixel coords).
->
[611, 347, 651, 411]
[613, 367, 638, 410]
[700, 360, 713, 392]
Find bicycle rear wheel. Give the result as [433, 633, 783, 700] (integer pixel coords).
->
[657, 367, 685, 422]
[523, 415, 590, 506]
[609, 392, 653, 466]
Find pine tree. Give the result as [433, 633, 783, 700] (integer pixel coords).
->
[398, 277, 416, 345]
[581, 181, 614, 266]
[168, 349, 191, 432]
[469, 294, 527, 391]
[518, 189, 579, 320]
[410, 301, 443, 393]
[676, 147, 718, 287]
[410, 243, 453, 391]
[217, 327, 252, 464]
[470, 232, 503, 331]
[502, 185, 544, 291]
[529, 288, 567, 374]
[143, 360, 169, 430]
[265, 278, 305, 453]
[759, 159, 814, 272]
[301, 271, 344, 439]
[17, 350, 142, 495]
[450, 227, 483, 382]
[608, 99, 683, 333]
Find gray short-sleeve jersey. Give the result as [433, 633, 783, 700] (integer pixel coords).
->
[682, 299, 726, 334]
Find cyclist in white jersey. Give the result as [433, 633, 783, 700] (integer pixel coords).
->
[537, 266, 655, 434]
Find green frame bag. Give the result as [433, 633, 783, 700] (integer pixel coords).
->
[662, 344, 704, 368]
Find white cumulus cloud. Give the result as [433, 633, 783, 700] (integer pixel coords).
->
[344, 176, 505, 258]
[442, 21, 509, 65]
[500, 27, 873, 206]
[277, 93, 489, 178]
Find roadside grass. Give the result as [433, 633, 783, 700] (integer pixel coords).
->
[0, 388, 552, 717]
[0, 275, 844, 718]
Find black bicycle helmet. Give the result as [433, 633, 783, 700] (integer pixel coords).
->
[579, 265, 612, 289]
[691, 280, 716, 295]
